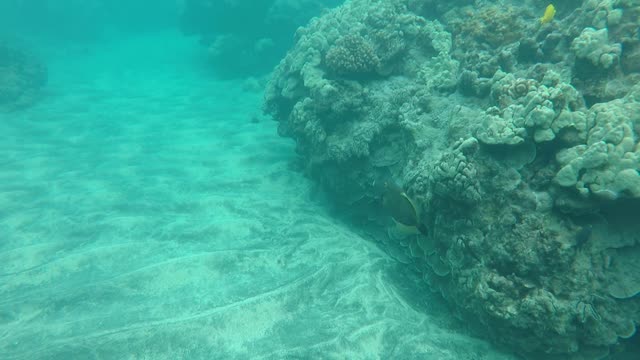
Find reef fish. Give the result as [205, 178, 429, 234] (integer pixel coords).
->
[540, 4, 556, 24]
[380, 181, 427, 235]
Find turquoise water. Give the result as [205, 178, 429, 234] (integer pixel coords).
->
[0, 31, 515, 359]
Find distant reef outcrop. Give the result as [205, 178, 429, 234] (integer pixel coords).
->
[180, 0, 342, 78]
[264, 0, 640, 358]
[0, 41, 47, 110]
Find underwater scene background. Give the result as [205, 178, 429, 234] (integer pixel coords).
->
[1, 1, 639, 359]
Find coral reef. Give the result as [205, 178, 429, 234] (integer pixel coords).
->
[571, 27, 622, 69]
[265, 0, 640, 358]
[0, 41, 47, 109]
[555, 87, 640, 202]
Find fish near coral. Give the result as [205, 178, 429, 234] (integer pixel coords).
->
[540, 4, 556, 24]
[378, 180, 428, 236]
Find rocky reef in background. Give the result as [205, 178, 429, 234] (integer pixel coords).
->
[0, 41, 47, 110]
[180, 0, 343, 78]
[264, 0, 640, 358]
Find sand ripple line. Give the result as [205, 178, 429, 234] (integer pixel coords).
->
[1, 265, 330, 359]
[0, 247, 270, 307]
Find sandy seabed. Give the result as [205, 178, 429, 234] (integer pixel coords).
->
[0, 31, 516, 360]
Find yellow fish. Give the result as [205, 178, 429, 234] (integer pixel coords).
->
[540, 4, 556, 24]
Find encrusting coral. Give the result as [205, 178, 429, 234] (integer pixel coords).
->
[571, 27, 622, 69]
